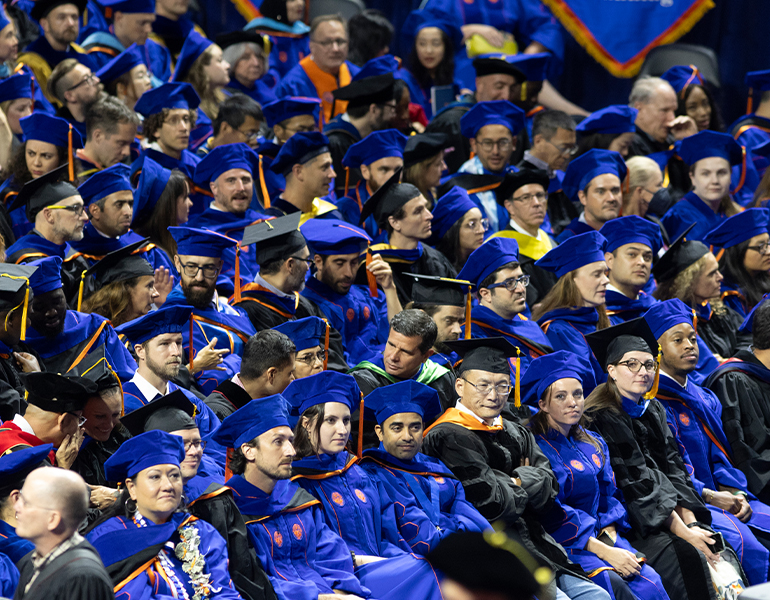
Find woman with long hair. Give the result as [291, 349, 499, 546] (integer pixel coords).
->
[0, 72, 32, 154]
[661, 65, 724, 133]
[704, 207, 770, 318]
[431, 186, 488, 272]
[583, 319, 724, 600]
[273, 316, 327, 380]
[402, 132, 448, 207]
[532, 231, 611, 392]
[526, 351, 670, 600]
[93, 44, 152, 111]
[575, 105, 638, 158]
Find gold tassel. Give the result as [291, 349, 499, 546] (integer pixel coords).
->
[322, 319, 330, 371]
[67, 125, 74, 182]
[357, 392, 364, 459]
[514, 346, 521, 408]
[234, 245, 242, 304]
[77, 270, 87, 312]
[464, 286, 472, 339]
[643, 344, 662, 400]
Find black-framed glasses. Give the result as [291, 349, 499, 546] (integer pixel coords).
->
[545, 138, 578, 156]
[511, 191, 547, 204]
[290, 256, 313, 267]
[296, 350, 326, 365]
[463, 217, 489, 232]
[462, 378, 511, 396]
[47, 203, 85, 216]
[67, 72, 97, 92]
[67, 412, 87, 427]
[184, 440, 207, 452]
[486, 275, 530, 292]
[617, 359, 656, 373]
[747, 241, 770, 255]
[179, 262, 220, 279]
[311, 38, 348, 48]
[476, 138, 513, 152]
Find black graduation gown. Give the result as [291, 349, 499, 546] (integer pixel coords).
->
[325, 124, 361, 197]
[627, 128, 690, 204]
[516, 158, 579, 238]
[696, 306, 751, 360]
[706, 351, 770, 504]
[0, 342, 43, 421]
[203, 379, 253, 422]
[14, 539, 114, 600]
[71, 426, 131, 488]
[424, 102, 473, 174]
[587, 400, 716, 600]
[388, 245, 458, 306]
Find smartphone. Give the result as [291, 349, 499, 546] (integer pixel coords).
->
[711, 532, 726, 553]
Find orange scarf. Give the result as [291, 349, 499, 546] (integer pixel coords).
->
[424, 407, 503, 436]
[299, 56, 351, 124]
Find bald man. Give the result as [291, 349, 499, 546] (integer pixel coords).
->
[13, 468, 113, 600]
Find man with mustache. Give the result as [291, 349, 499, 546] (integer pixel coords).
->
[556, 149, 626, 243]
[47, 58, 104, 142]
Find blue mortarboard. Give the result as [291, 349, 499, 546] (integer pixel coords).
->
[363, 380, 442, 425]
[0, 443, 52, 486]
[273, 316, 326, 351]
[505, 52, 550, 82]
[0, 73, 31, 103]
[402, 9, 463, 55]
[342, 129, 407, 169]
[282, 371, 360, 419]
[520, 351, 592, 407]
[536, 230, 607, 278]
[193, 143, 259, 187]
[132, 157, 171, 225]
[661, 65, 706, 98]
[115, 304, 194, 345]
[95, 44, 145, 84]
[300, 218, 370, 255]
[0, 4, 10, 30]
[458, 237, 519, 288]
[262, 97, 321, 128]
[134, 82, 200, 117]
[270, 131, 330, 176]
[77, 163, 131, 206]
[100, 0, 155, 14]
[600, 215, 663, 254]
[104, 430, 185, 481]
[172, 31, 213, 82]
[746, 69, 770, 93]
[643, 298, 694, 340]
[562, 149, 627, 202]
[28, 256, 63, 294]
[738, 293, 769, 334]
[678, 130, 743, 167]
[212, 395, 290, 448]
[353, 55, 399, 81]
[576, 105, 638, 135]
[169, 226, 238, 258]
[703, 207, 770, 249]
[430, 186, 478, 242]
[460, 100, 525, 139]
[20, 113, 83, 149]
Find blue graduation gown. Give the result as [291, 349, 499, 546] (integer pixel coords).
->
[360, 446, 489, 554]
[657, 376, 770, 585]
[335, 179, 370, 226]
[0, 177, 32, 240]
[22, 36, 97, 73]
[81, 31, 172, 83]
[69, 224, 174, 273]
[301, 276, 388, 366]
[0, 551, 17, 599]
[135, 149, 206, 216]
[87, 512, 241, 600]
[228, 475, 371, 600]
[720, 279, 749, 318]
[732, 114, 770, 156]
[255, 141, 285, 208]
[6, 231, 70, 263]
[0, 519, 34, 565]
[556, 217, 594, 243]
[246, 17, 311, 83]
[163, 284, 256, 394]
[226, 77, 277, 107]
[536, 428, 670, 600]
[660, 191, 732, 243]
[291, 451, 446, 600]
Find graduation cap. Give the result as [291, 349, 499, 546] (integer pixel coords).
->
[300, 218, 371, 256]
[506, 52, 550, 83]
[273, 315, 329, 351]
[402, 132, 449, 169]
[262, 97, 321, 128]
[402, 10, 463, 57]
[104, 430, 186, 482]
[81, 239, 154, 309]
[67, 343, 121, 399]
[77, 162, 131, 207]
[95, 44, 145, 85]
[494, 169, 549, 206]
[28, 256, 63, 295]
[193, 142, 260, 187]
[169, 226, 239, 258]
[282, 371, 359, 421]
[20, 113, 83, 153]
[0, 72, 31, 104]
[651, 223, 709, 283]
[134, 82, 200, 118]
[746, 69, 770, 114]
[0, 263, 36, 341]
[429, 186, 478, 242]
[738, 293, 769, 334]
[172, 31, 213, 82]
[0, 3, 10, 30]
[460, 100, 525, 139]
[214, 29, 270, 53]
[252, 0, 288, 22]
[426, 529, 551, 598]
[115, 304, 194, 346]
[562, 149, 627, 202]
[22, 372, 98, 414]
[120, 390, 197, 437]
[100, 0, 155, 14]
[211, 394, 290, 449]
[445, 337, 525, 405]
[364, 380, 442, 425]
[342, 129, 407, 169]
[472, 53, 526, 81]
[600, 215, 663, 254]
[351, 55, 399, 81]
[643, 298, 695, 340]
[9, 164, 80, 220]
[661, 65, 706, 99]
[576, 105, 638, 135]
[359, 168, 422, 228]
[332, 73, 395, 109]
[520, 351, 593, 408]
[457, 237, 519, 289]
[678, 130, 743, 167]
[0, 444, 53, 497]
[241, 213, 305, 265]
[30, 0, 87, 20]
[132, 156, 172, 226]
[270, 131, 330, 176]
[408, 273, 474, 342]
[703, 207, 770, 249]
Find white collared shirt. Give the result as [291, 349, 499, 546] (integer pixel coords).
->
[605, 283, 639, 300]
[660, 370, 689, 389]
[508, 218, 545, 240]
[129, 371, 168, 403]
[455, 399, 503, 427]
[12, 413, 34, 435]
[254, 274, 295, 299]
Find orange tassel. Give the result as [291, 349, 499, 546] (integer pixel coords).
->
[692, 308, 698, 334]
[464, 286, 472, 339]
[513, 347, 521, 408]
[357, 392, 364, 459]
[225, 447, 234, 481]
[189, 314, 194, 373]
[234, 245, 242, 304]
[747, 88, 754, 115]
[322, 320, 330, 371]
[731, 146, 747, 195]
[258, 155, 271, 209]
[366, 248, 378, 298]
[68, 126, 74, 182]
[344, 167, 350, 198]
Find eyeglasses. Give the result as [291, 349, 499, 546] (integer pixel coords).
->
[290, 256, 313, 267]
[617, 359, 656, 373]
[463, 218, 489, 232]
[179, 262, 220, 279]
[545, 139, 578, 156]
[67, 72, 97, 92]
[462, 378, 512, 396]
[67, 412, 87, 427]
[184, 440, 206, 452]
[47, 204, 85, 216]
[237, 128, 260, 142]
[379, 102, 397, 112]
[511, 192, 548, 204]
[476, 138, 513, 152]
[486, 274, 530, 292]
[747, 241, 770, 255]
[311, 38, 349, 48]
[296, 350, 326, 365]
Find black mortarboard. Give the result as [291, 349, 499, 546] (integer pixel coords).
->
[9, 164, 80, 221]
[31, 0, 87, 21]
[85, 239, 155, 288]
[120, 390, 197, 437]
[472, 54, 527, 81]
[67, 344, 120, 393]
[241, 213, 306, 266]
[22, 372, 98, 413]
[0, 264, 36, 312]
[495, 169, 550, 205]
[214, 29, 268, 51]
[445, 337, 521, 375]
[436, 173, 502, 198]
[408, 273, 471, 307]
[359, 168, 421, 227]
[584, 317, 659, 369]
[403, 133, 449, 168]
[651, 223, 709, 283]
[332, 73, 396, 108]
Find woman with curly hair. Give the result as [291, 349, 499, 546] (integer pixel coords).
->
[661, 65, 724, 133]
